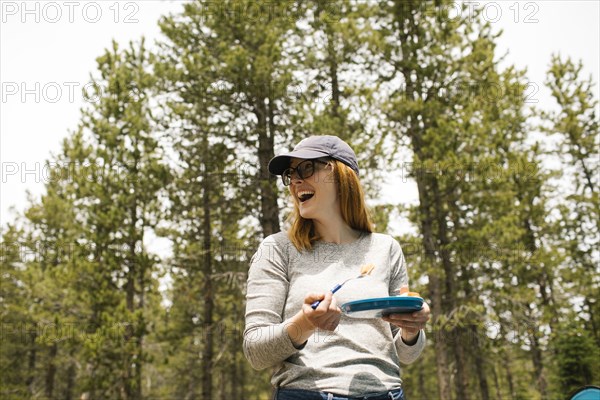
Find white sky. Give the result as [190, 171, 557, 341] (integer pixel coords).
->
[1, 0, 599, 233]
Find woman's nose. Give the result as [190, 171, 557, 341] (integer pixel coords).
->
[291, 172, 303, 184]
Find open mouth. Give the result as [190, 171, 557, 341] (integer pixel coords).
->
[297, 190, 315, 203]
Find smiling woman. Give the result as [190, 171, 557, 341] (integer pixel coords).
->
[286, 156, 358, 250]
[243, 135, 431, 400]
[284, 155, 373, 252]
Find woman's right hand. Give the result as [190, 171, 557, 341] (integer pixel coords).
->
[301, 291, 341, 331]
[286, 291, 342, 346]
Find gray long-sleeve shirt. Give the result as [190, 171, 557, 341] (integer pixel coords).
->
[243, 231, 426, 396]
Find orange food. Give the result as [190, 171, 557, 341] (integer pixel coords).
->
[360, 263, 375, 276]
[397, 286, 420, 297]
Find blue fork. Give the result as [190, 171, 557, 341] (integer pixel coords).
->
[311, 273, 370, 309]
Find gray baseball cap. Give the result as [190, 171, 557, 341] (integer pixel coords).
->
[268, 135, 359, 176]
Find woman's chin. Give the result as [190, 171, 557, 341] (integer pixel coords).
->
[299, 210, 313, 219]
[298, 206, 315, 220]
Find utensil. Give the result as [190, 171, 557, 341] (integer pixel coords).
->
[311, 263, 375, 310]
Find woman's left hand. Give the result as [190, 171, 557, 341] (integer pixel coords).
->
[382, 301, 430, 344]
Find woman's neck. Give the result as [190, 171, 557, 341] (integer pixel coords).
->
[313, 217, 360, 244]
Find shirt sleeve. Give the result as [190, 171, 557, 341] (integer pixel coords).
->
[388, 237, 426, 364]
[243, 234, 302, 370]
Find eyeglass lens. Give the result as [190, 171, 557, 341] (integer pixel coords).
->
[282, 160, 315, 186]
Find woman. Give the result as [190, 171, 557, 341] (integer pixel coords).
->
[243, 135, 431, 400]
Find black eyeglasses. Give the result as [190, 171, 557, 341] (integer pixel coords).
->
[281, 159, 329, 186]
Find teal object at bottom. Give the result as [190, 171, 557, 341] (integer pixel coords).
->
[571, 386, 600, 400]
[341, 296, 424, 319]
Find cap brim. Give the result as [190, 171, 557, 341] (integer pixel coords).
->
[268, 149, 329, 175]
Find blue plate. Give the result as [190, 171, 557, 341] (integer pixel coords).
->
[570, 386, 600, 400]
[341, 296, 424, 319]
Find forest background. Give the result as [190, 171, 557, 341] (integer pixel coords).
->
[1, 1, 599, 399]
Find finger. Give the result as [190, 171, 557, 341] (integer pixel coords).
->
[384, 318, 422, 328]
[383, 317, 426, 329]
[402, 321, 426, 329]
[315, 291, 332, 311]
[304, 292, 326, 303]
[413, 308, 431, 317]
[386, 312, 429, 323]
[407, 314, 430, 323]
[328, 296, 341, 312]
[384, 313, 415, 322]
[304, 293, 328, 313]
[328, 306, 341, 315]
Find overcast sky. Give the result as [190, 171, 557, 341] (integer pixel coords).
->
[2, 1, 599, 233]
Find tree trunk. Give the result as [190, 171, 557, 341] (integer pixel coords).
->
[230, 340, 240, 400]
[45, 342, 57, 399]
[65, 358, 75, 400]
[315, 0, 341, 119]
[503, 350, 516, 399]
[326, 26, 340, 118]
[453, 329, 470, 400]
[240, 351, 246, 400]
[521, 207, 549, 398]
[461, 267, 488, 400]
[219, 368, 226, 400]
[427, 275, 451, 399]
[201, 161, 214, 400]
[124, 225, 135, 399]
[529, 327, 547, 399]
[431, 178, 470, 400]
[471, 326, 490, 400]
[585, 298, 600, 348]
[255, 98, 280, 237]
[124, 149, 144, 400]
[491, 365, 502, 400]
[521, 209, 559, 334]
[416, 173, 451, 399]
[418, 361, 426, 397]
[27, 332, 37, 396]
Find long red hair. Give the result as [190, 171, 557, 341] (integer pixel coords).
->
[287, 159, 374, 251]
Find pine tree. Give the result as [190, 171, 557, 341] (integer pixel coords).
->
[373, 1, 552, 398]
[22, 159, 86, 400]
[1, 137, 94, 399]
[154, 3, 280, 396]
[543, 55, 600, 394]
[62, 39, 169, 399]
[158, 0, 305, 238]
[1, 224, 35, 399]
[288, 0, 385, 200]
[544, 55, 599, 347]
